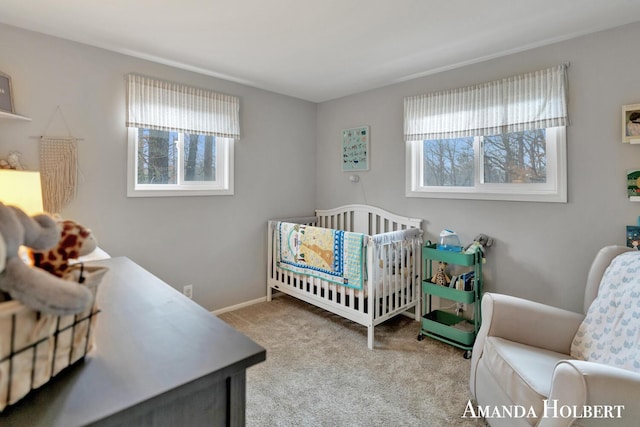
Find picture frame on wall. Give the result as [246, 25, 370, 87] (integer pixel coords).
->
[627, 225, 640, 250]
[342, 125, 369, 172]
[0, 71, 14, 114]
[622, 103, 640, 143]
[627, 169, 640, 201]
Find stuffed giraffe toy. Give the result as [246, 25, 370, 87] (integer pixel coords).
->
[31, 219, 97, 277]
[431, 261, 450, 286]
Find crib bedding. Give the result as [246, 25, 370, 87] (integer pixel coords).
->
[371, 228, 421, 290]
[275, 221, 366, 289]
[276, 222, 419, 294]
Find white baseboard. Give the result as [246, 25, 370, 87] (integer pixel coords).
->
[211, 296, 267, 316]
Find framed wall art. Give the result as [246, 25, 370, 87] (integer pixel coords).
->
[342, 125, 369, 171]
[627, 225, 640, 249]
[0, 71, 14, 114]
[628, 169, 640, 201]
[622, 103, 640, 143]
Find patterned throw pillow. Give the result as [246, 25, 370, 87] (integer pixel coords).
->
[570, 251, 640, 373]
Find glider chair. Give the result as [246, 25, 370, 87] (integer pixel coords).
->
[469, 246, 640, 427]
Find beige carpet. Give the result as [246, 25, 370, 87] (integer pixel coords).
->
[219, 294, 489, 427]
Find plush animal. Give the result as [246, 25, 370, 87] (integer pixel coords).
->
[7, 151, 25, 170]
[431, 261, 450, 286]
[31, 219, 97, 277]
[464, 233, 494, 255]
[0, 203, 94, 315]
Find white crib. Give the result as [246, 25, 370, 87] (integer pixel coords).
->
[267, 204, 423, 349]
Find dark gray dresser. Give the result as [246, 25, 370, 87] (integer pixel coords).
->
[0, 256, 266, 426]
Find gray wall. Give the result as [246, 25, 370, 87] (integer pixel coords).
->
[316, 22, 640, 313]
[0, 24, 317, 311]
[3, 21, 640, 314]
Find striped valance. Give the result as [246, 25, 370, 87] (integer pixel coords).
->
[126, 74, 240, 139]
[404, 64, 568, 141]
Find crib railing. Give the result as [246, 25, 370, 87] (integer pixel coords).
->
[316, 204, 420, 234]
[371, 235, 422, 320]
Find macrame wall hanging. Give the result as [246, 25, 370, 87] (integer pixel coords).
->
[37, 107, 81, 214]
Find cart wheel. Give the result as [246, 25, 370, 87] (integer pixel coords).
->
[463, 350, 472, 359]
[417, 333, 425, 341]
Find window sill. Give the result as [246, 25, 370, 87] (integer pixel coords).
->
[127, 187, 234, 197]
[405, 188, 566, 203]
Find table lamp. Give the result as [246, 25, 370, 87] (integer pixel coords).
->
[0, 169, 45, 215]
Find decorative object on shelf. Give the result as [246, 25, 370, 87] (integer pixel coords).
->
[37, 106, 80, 213]
[342, 125, 369, 171]
[626, 226, 640, 249]
[0, 71, 30, 120]
[0, 71, 14, 114]
[7, 151, 25, 170]
[627, 169, 640, 201]
[0, 151, 27, 170]
[622, 103, 640, 143]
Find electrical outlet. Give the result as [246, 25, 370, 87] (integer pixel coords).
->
[183, 284, 193, 299]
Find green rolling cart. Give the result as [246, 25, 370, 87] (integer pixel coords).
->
[418, 241, 483, 358]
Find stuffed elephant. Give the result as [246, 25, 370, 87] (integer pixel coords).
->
[0, 202, 94, 315]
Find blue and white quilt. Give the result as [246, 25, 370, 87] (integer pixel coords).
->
[275, 221, 365, 290]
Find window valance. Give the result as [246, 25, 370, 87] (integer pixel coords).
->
[126, 74, 240, 139]
[404, 64, 568, 141]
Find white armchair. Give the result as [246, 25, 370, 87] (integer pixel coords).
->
[469, 246, 640, 427]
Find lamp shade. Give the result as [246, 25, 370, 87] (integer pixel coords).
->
[0, 170, 44, 215]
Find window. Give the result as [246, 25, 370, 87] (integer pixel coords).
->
[405, 65, 568, 202]
[125, 74, 239, 197]
[128, 128, 233, 196]
[407, 127, 566, 202]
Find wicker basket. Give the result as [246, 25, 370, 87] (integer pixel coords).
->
[0, 264, 107, 411]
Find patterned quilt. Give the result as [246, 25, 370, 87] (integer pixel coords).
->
[275, 221, 366, 290]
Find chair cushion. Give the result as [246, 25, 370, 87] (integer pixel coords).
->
[483, 337, 568, 412]
[571, 251, 640, 373]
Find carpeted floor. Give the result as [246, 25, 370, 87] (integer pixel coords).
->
[218, 294, 489, 427]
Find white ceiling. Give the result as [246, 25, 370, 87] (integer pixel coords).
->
[1, 0, 640, 102]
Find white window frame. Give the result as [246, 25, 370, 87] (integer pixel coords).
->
[406, 126, 566, 203]
[127, 128, 234, 197]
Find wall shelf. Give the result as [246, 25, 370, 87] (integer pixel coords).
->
[0, 110, 31, 121]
